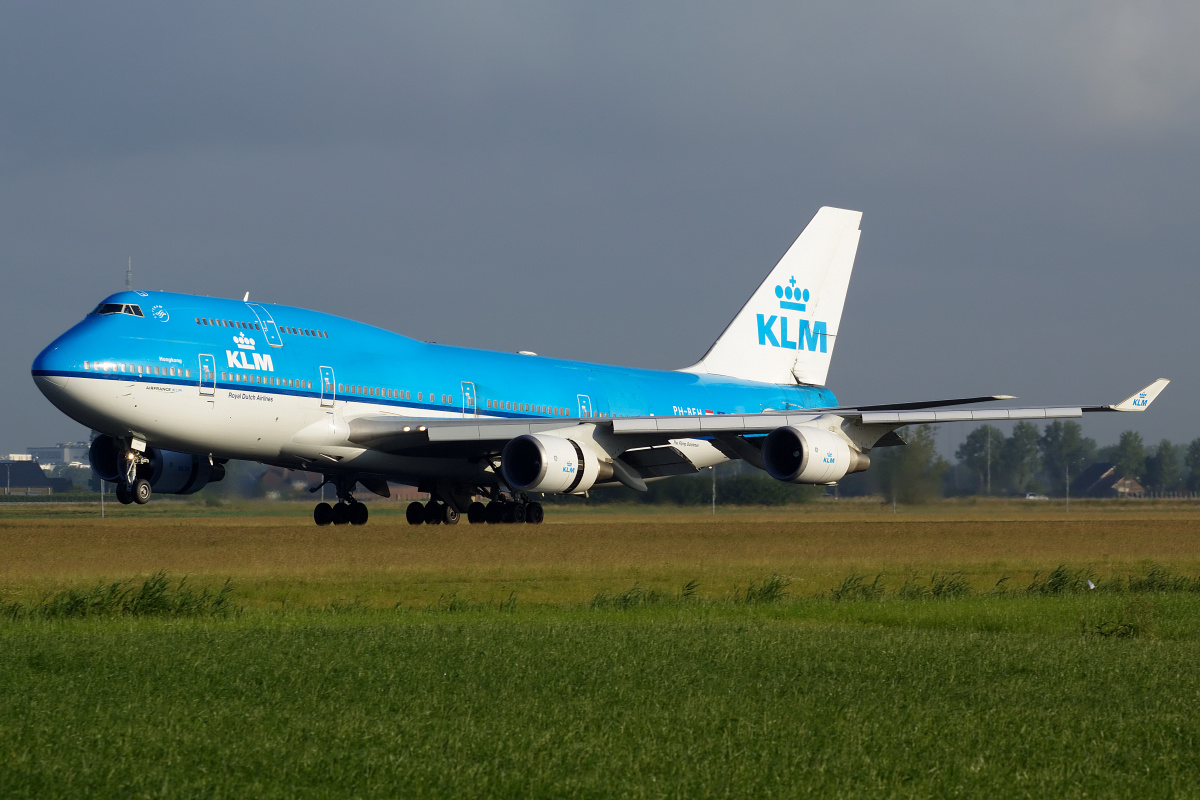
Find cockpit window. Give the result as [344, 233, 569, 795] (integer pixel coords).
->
[91, 303, 144, 317]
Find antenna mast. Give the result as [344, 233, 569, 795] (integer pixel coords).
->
[125, 258, 132, 290]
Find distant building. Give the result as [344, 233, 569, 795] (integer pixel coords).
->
[26, 441, 91, 467]
[0, 459, 56, 495]
[1071, 463, 1145, 499]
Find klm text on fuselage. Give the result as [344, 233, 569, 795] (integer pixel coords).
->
[227, 351, 275, 371]
[756, 315, 827, 352]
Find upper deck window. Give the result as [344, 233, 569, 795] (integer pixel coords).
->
[91, 303, 144, 317]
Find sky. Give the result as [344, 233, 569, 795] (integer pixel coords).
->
[3, 2, 1198, 462]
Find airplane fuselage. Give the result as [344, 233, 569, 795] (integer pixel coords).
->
[32, 291, 837, 486]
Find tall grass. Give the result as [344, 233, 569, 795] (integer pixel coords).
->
[830, 563, 1200, 601]
[0, 572, 232, 620]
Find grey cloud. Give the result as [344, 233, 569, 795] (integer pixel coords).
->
[2, 2, 1197, 458]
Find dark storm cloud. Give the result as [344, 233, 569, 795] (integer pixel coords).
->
[3, 2, 1198, 456]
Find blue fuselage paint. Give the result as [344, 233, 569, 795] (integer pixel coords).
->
[32, 291, 838, 426]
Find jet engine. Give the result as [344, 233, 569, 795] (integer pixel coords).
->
[88, 435, 122, 482]
[147, 449, 223, 495]
[761, 426, 869, 485]
[501, 434, 612, 494]
[88, 434, 224, 495]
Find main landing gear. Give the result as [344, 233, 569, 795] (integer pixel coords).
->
[313, 500, 368, 526]
[312, 475, 369, 526]
[406, 496, 544, 526]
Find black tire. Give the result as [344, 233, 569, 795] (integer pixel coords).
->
[314, 502, 334, 526]
[485, 502, 504, 524]
[406, 501, 425, 525]
[132, 478, 152, 505]
[466, 502, 486, 524]
[510, 503, 526, 524]
[350, 502, 369, 526]
[115, 482, 133, 505]
[424, 502, 443, 525]
[332, 503, 351, 525]
[525, 502, 544, 524]
[442, 505, 460, 525]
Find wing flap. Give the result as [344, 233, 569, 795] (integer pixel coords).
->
[858, 407, 1083, 425]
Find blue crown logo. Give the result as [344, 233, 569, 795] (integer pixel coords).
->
[774, 276, 809, 311]
[233, 333, 256, 350]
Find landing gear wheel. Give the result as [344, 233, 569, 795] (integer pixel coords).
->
[406, 501, 426, 525]
[132, 478, 152, 505]
[442, 505, 460, 525]
[349, 502, 368, 526]
[509, 504, 526, 524]
[467, 502, 486, 524]
[115, 482, 133, 505]
[314, 502, 334, 526]
[424, 502, 443, 525]
[332, 503, 351, 525]
[525, 502, 544, 524]
[485, 502, 504, 524]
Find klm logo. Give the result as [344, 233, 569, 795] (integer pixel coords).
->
[226, 350, 274, 372]
[756, 276, 827, 352]
[822, 452, 836, 465]
[1133, 392, 1148, 408]
[563, 460, 576, 474]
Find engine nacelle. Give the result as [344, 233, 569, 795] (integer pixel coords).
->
[761, 426, 869, 485]
[147, 449, 220, 495]
[89, 435, 122, 482]
[501, 434, 610, 494]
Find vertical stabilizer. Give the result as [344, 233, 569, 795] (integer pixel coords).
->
[680, 207, 861, 386]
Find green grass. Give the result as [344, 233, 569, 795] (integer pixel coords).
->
[4, 592, 1200, 798]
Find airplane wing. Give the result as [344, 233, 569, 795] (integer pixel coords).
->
[346, 379, 1170, 453]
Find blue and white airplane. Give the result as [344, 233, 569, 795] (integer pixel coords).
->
[32, 207, 1168, 525]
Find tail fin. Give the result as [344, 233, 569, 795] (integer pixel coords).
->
[681, 207, 861, 386]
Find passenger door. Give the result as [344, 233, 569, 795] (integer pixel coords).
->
[246, 303, 284, 348]
[198, 354, 216, 397]
[319, 366, 336, 407]
[461, 381, 477, 417]
[577, 394, 593, 418]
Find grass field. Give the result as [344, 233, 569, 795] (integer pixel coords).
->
[3, 502, 1200, 797]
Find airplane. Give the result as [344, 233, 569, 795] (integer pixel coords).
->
[31, 207, 1169, 526]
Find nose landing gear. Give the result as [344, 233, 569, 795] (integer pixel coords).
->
[112, 445, 153, 506]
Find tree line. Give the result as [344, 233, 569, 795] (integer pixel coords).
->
[838, 422, 1200, 504]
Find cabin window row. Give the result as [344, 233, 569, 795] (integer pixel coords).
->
[336, 386, 471, 406]
[222, 373, 312, 389]
[339, 385, 416, 401]
[283, 326, 327, 338]
[194, 318, 329, 338]
[83, 361, 190, 378]
[485, 399, 571, 416]
[196, 318, 260, 330]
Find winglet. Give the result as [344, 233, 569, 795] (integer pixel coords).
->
[1108, 379, 1170, 412]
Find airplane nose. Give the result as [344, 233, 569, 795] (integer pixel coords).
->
[33, 372, 70, 395]
[31, 344, 69, 388]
